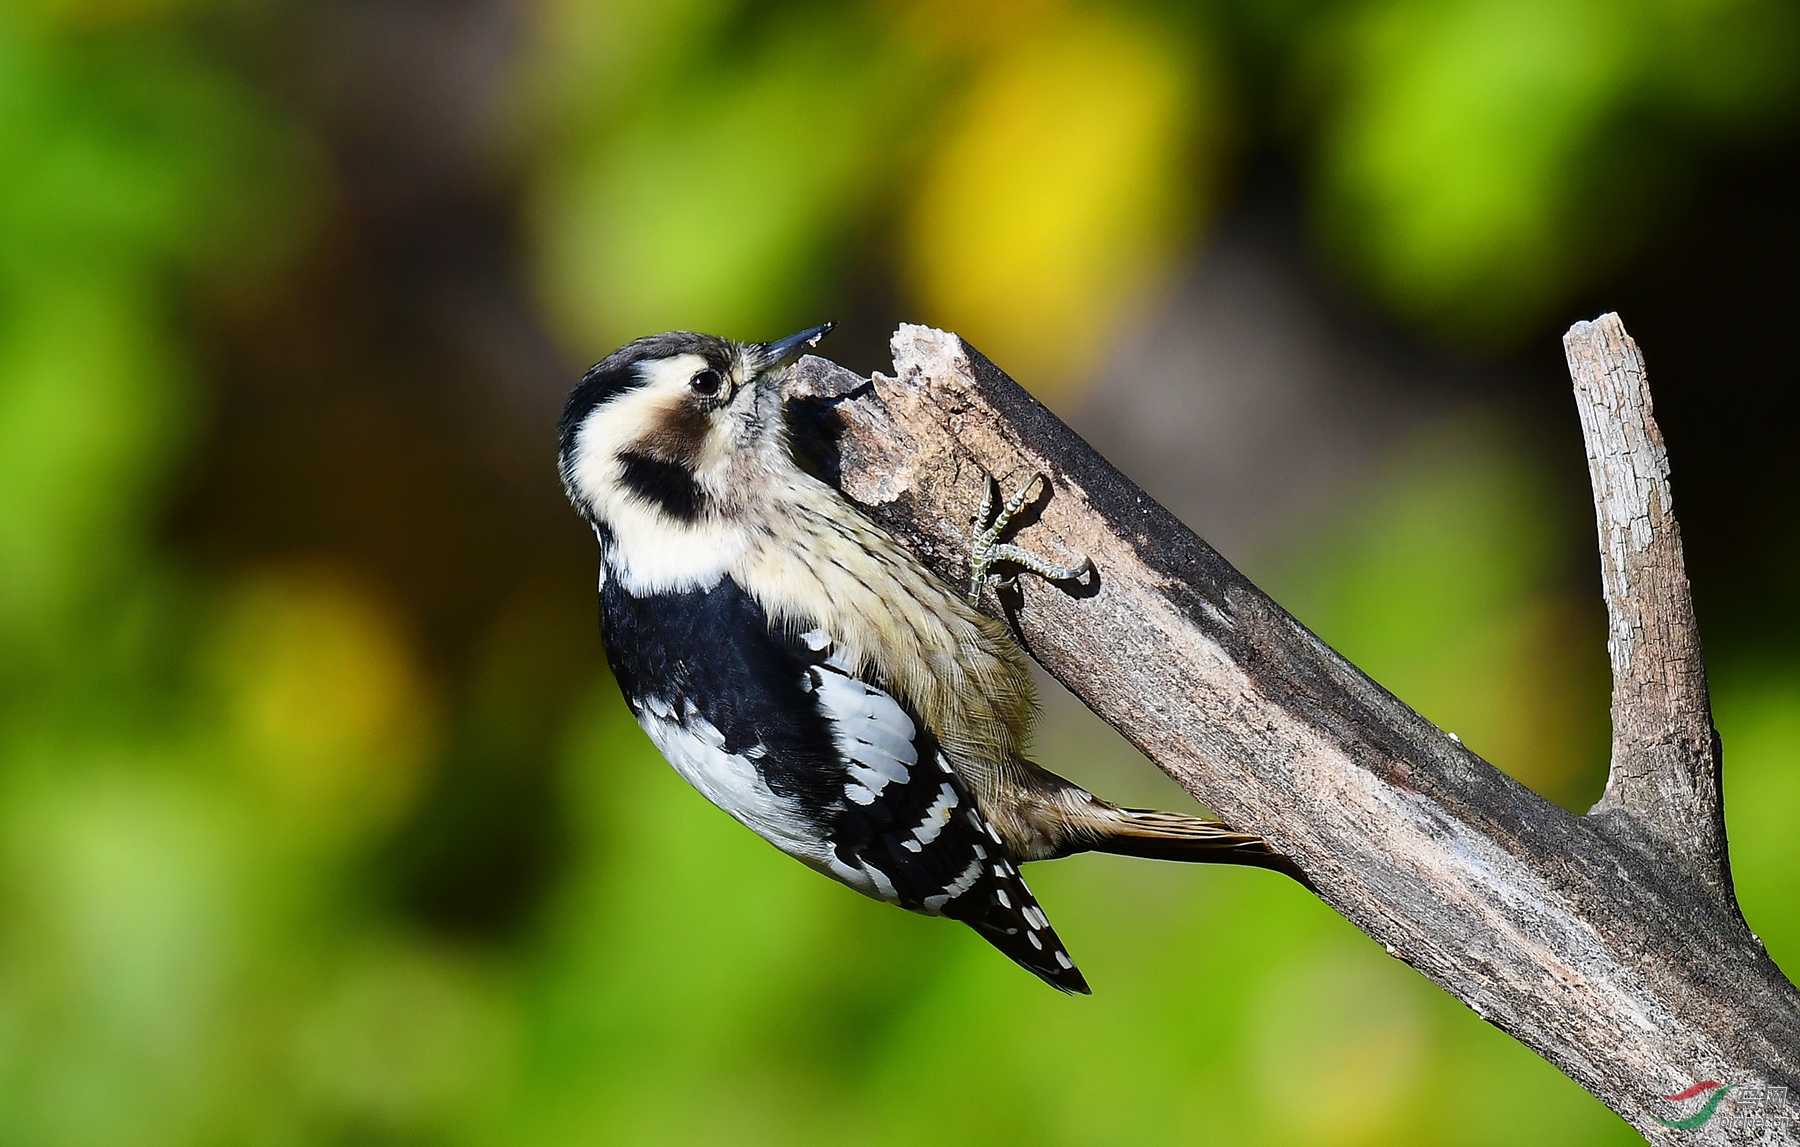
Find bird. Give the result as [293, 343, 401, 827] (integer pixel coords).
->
[557, 324, 1302, 993]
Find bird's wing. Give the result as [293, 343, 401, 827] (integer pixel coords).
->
[792, 626, 1089, 994]
[599, 574, 1087, 992]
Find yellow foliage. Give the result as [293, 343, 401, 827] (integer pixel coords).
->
[209, 566, 439, 848]
[903, 11, 1218, 396]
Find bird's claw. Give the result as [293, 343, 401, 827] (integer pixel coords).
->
[966, 473, 1092, 606]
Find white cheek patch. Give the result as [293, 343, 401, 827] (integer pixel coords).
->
[566, 381, 675, 510]
[565, 368, 750, 593]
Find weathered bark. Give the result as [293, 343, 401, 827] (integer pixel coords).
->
[788, 317, 1798, 1143]
[1566, 316, 1727, 883]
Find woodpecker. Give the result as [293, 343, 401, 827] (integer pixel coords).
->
[558, 324, 1299, 993]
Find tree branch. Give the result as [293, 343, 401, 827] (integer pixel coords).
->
[1565, 315, 1726, 880]
[789, 321, 1799, 1143]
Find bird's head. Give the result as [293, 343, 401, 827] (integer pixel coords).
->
[557, 324, 834, 529]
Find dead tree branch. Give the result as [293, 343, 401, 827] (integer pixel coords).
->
[789, 317, 1798, 1143]
[1567, 316, 1727, 882]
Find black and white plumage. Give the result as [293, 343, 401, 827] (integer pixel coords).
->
[602, 572, 1080, 985]
[559, 326, 1300, 993]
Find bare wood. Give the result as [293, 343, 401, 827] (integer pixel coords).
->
[1565, 314, 1726, 880]
[789, 322, 1799, 1143]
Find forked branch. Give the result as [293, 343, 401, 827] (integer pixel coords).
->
[790, 319, 1797, 1143]
[1565, 315, 1726, 880]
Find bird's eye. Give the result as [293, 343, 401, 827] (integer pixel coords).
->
[689, 369, 722, 397]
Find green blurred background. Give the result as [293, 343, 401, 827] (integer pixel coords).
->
[2, 0, 1796, 1142]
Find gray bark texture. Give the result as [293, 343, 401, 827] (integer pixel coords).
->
[787, 315, 1798, 1143]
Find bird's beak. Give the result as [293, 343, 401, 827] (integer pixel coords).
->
[753, 322, 835, 376]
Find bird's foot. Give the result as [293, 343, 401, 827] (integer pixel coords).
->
[966, 473, 1092, 606]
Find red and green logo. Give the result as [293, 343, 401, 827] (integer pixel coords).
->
[1654, 1080, 1733, 1129]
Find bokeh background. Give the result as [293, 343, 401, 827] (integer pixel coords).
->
[3, 0, 1797, 1142]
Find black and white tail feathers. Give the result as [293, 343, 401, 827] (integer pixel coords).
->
[955, 797, 1307, 993]
[960, 803, 1307, 993]
[940, 831, 1090, 994]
